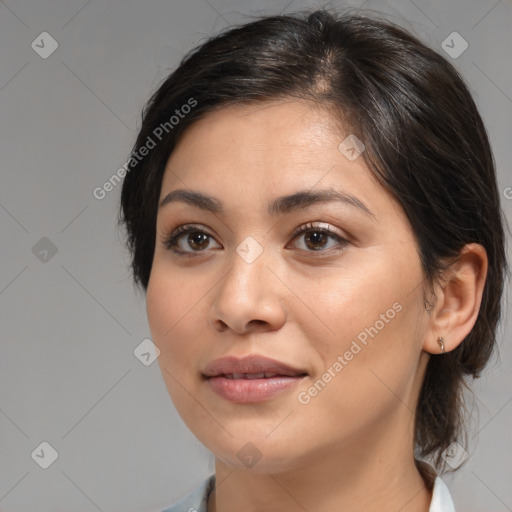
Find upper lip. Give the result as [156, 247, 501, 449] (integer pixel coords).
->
[202, 354, 308, 378]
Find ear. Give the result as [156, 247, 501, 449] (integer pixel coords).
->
[423, 243, 488, 354]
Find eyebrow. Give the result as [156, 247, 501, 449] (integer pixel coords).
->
[158, 188, 376, 219]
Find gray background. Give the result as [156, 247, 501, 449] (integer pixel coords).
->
[1, 0, 511, 510]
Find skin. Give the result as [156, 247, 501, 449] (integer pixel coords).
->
[146, 99, 488, 512]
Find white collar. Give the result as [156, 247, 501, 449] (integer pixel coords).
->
[416, 459, 456, 512]
[161, 465, 456, 511]
[429, 475, 456, 511]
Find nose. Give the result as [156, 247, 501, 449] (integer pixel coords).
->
[209, 245, 287, 335]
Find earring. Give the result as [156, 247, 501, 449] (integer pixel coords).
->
[437, 336, 445, 353]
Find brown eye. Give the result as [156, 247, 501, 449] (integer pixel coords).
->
[162, 222, 349, 257]
[289, 222, 349, 253]
[184, 232, 210, 250]
[163, 225, 221, 254]
[303, 230, 330, 250]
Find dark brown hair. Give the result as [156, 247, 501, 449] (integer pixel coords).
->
[118, 8, 509, 473]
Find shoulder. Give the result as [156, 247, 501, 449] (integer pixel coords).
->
[159, 474, 215, 512]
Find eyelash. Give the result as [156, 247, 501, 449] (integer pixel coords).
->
[162, 222, 350, 257]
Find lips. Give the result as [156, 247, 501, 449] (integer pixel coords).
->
[202, 354, 308, 379]
[222, 372, 285, 379]
[202, 354, 308, 403]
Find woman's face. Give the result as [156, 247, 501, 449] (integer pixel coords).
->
[146, 99, 432, 473]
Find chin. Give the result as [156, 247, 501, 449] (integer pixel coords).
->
[201, 432, 311, 474]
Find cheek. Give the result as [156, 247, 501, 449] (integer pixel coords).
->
[146, 262, 204, 337]
[146, 271, 234, 447]
[146, 276, 176, 347]
[294, 255, 423, 408]
[146, 271, 203, 375]
[146, 275, 206, 423]
[294, 311, 420, 444]
[295, 256, 401, 354]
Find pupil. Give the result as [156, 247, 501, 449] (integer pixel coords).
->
[307, 231, 325, 250]
[189, 233, 209, 249]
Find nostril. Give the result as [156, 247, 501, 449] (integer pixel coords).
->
[209, 318, 229, 332]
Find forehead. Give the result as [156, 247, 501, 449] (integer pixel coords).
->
[159, 99, 400, 221]
[164, 100, 362, 180]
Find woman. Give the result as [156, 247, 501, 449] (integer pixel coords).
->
[118, 8, 508, 512]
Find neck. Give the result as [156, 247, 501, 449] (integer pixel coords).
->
[207, 421, 433, 512]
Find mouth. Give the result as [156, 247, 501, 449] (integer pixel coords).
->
[201, 354, 308, 402]
[201, 354, 308, 379]
[212, 372, 308, 380]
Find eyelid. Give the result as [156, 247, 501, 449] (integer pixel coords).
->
[289, 221, 346, 241]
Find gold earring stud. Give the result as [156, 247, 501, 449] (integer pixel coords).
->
[437, 336, 445, 353]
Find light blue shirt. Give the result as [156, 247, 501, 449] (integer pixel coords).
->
[160, 468, 456, 511]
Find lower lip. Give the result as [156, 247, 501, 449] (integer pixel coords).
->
[206, 375, 306, 403]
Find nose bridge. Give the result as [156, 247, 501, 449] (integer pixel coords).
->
[210, 235, 284, 332]
[220, 235, 271, 302]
